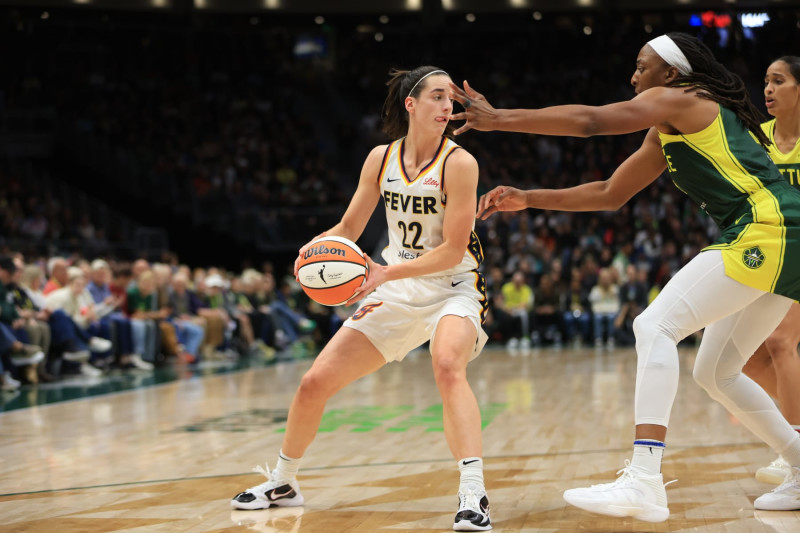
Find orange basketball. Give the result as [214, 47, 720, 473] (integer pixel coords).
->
[297, 236, 368, 306]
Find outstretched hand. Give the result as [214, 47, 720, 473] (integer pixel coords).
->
[476, 186, 529, 220]
[449, 80, 497, 136]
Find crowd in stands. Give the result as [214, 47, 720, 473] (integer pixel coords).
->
[0, 251, 323, 392]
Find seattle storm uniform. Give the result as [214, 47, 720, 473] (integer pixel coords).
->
[659, 106, 800, 300]
[343, 137, 488, 362]
[761, 119, 800, 191]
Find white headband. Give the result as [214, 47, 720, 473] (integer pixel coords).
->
[406, 70, 448, 99]
[647, 35, 692, 76]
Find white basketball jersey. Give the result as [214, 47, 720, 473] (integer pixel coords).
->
[378, 136, 483, 278]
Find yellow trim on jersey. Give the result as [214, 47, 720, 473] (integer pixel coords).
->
[762, 119, 800, 165]
[376, 142, 394, 184]
[397, 137, 448, 185]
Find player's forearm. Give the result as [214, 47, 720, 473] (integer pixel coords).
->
[384, 242, 465, 281]
[525, 181, 620, 212]
[494, 106, 596, 137]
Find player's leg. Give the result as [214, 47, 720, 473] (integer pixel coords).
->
[563, 250, 783, 522]
[231, 326, 385, 510]
[431, 314, 491, 531]
[692, 294, 800, 510]
[743, 303, 800, 483]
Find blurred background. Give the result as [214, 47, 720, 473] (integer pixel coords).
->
[0, 0, 799, 375]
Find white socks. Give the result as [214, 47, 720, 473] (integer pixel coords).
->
[458, 457, 485, 491]
[274, 450, 302, 481]
[631, 440, 665, 475]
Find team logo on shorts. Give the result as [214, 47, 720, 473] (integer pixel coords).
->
[742, 246, 765, 269]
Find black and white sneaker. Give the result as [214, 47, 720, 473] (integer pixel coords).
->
[454, 484, 492, 531]
[230, 463, 304, 510]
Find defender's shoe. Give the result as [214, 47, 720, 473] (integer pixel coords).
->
[454, 484, 491, 531]
[756, 456, 791, 486]
[563, 460, 671, 523]
[231, 464, 304, 510]
[754, 466, 800, 511]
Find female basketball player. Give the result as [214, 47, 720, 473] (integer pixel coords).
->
[450, 33, 800, 521]
[231, 66, 492, 531]
[741, 56, 800, 486]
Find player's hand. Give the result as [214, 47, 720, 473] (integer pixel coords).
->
[449, 80, 497, 136]
[294, 232, 328, 279]
[345, 255, 383, 305]
[476, 186, 529, 220]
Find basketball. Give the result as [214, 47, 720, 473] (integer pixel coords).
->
[297, 236, 369, 306]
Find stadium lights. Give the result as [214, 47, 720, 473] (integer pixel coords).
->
[533, 11, 542, 21]
[740, 13, 770, 28]
[379, 15, 389, 24]
[466, 13, 476, 22]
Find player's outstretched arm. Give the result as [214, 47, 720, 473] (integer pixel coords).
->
[450, 81, 679, 138]
[477, 128, 666, 219]
[294, 145, 384, 278]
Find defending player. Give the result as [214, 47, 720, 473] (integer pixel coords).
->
[452, 33, 800, 520]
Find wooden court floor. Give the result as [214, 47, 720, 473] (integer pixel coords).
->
[1, 345, 799, 532]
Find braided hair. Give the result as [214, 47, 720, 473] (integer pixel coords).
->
[382, 66, 453, 140]
[665, 32, 769, 148]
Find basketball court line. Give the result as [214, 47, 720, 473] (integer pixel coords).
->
[0, 441, 765, 498]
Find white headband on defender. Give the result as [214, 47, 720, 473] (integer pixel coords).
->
[647, 35, 692, 76]
[406, 70, 448, 99]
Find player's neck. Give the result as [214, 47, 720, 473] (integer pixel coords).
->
[774, 112, 800, 146]
[403, 128, 442, 167]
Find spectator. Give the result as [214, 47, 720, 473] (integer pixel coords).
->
[127, 270, 178, 364]
[9, 257, 54, 383]
[588, 267, 621, 349]
[44, 267, 110, 376]
[531, 273, 564, 347]
[499, 271, 534, 350]
[42, 257, 68, 296]
[87, 259, 152, 370]
[561, 271, 592, 347]
[615, 265, 649, 346]
[0, 256, 45, 386]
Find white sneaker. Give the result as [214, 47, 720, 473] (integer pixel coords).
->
[754, 466, 800, 510]
[2, 372, 21, 391]
[10, 345, 45, 366]
[63, 350, 90, 362]
[89, 337, 113, 352]
[127, 354, 154, 371]
[454, 484, 491, 531]
[563, 461, 670, 523]
[506, 338, 519, 352]
[231, 464, 304, 510]
[756, 456, 791, 485]
[79, 362, 103, 377]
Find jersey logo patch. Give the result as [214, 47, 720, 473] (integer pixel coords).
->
[742, 246, 765, 269]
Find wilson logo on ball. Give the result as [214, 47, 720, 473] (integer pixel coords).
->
[303, 244, 346, 259]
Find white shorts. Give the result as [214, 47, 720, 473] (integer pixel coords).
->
[343, 271, 488, 363]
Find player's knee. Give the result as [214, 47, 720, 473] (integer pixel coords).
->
[764, 332, 798, 362]
[296, 370, 333, 403]
[432, 353, 466, 388]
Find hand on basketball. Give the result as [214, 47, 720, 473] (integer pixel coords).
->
[449, 80, 497, 136]
[476, 186, 529, 220]
[294, 232, 327, 280]
[345, 254, 383, 305]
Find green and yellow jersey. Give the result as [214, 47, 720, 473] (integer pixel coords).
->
[658, 105, 800, 300]
[761, 119, 800, 191]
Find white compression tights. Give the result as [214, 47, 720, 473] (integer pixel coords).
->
[633, 250, 800, 456]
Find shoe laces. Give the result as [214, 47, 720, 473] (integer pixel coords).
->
[246, 462, 282, 493]
[457, 484, 485, 513]
[770, 456, 789, 468]
[772, 466, 800, 493]
[593, 460, 677, 490]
